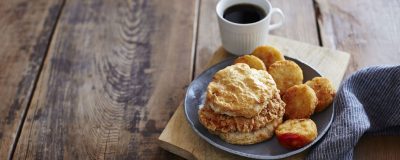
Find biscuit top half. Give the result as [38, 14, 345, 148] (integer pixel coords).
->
[206, 63, 278, 118]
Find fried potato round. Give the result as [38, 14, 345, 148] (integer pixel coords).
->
[306, 77, 336, 112]
[251, 45, 285, 68]
[275, 119, 317, 149]
[234, 55, 266, 70]
[283, 84, 317, 119]
[268, 60, 303, 92]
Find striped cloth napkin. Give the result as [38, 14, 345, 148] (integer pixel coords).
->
[307, 65, 400, 160]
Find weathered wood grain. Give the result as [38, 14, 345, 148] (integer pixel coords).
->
[316, 0, 400, 73]
[13, 0, 196, 159]
[269, 0, 320, 45]
[194, 0, 320, 76]
[316, 0, 400, 159]
[0, 0, 64, 159]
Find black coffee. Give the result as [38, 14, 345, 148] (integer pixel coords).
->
[223, 4, 266, 24]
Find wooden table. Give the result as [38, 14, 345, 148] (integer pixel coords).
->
[0, 0, 399, 159]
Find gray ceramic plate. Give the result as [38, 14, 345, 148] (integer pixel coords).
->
[184, 56, 334, 159]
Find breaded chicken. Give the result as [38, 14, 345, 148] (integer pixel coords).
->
[199, 92, 285, 133]
[199, 92, 285, 145]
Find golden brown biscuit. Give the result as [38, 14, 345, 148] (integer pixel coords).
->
[234, 55, 267, 70]
[251, 45, 285, 68]
[199, 92, 285, 133]
[275, 119, 318, 149]
[207, 63, 278, 118]
[268, 60, 303, 93]
[306, 77, 336, 112]
[283, 84, 317, 119]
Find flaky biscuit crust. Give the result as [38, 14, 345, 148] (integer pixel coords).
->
[207, 63, 278, 118]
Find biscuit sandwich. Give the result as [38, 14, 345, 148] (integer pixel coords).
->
[198, 63, 285, 145]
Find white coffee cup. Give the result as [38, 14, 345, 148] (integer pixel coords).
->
[216, 0, 284, 55]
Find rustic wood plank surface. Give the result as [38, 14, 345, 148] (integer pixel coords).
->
[194, 0, 320, 76]
[316, 0, 400, 73]
[1, 0, 398, 159]
[12, 0, 197, 159]
[0, 0, 64, 159]
[316, 0, 400, 159]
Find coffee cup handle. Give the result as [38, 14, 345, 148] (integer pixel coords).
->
[269, 8, 285, 30]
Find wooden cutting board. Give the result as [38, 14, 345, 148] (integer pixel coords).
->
[158, 35, 350, 160]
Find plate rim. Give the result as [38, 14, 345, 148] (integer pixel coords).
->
[184, 56, 335, 159]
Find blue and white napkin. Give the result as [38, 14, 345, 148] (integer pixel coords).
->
[307, 65, 400, 160]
